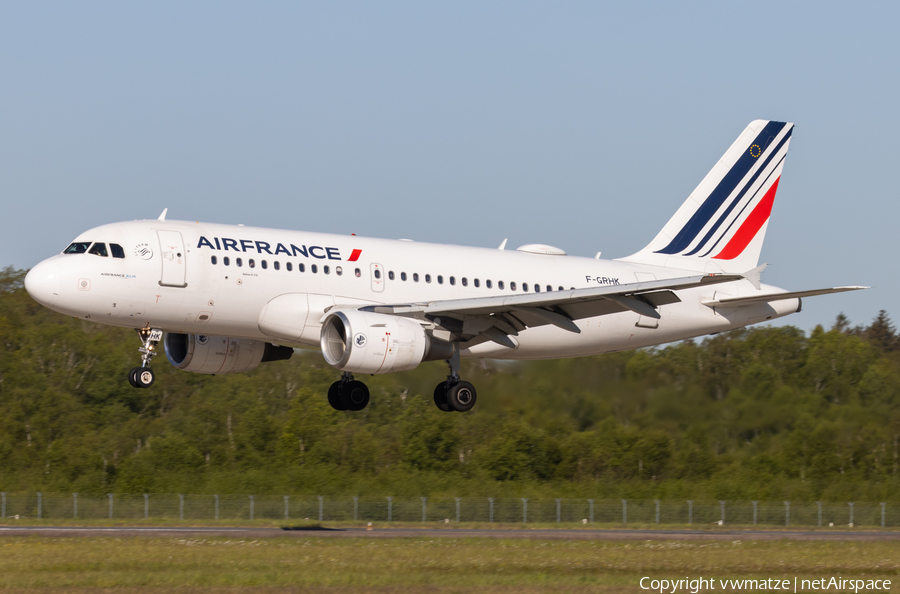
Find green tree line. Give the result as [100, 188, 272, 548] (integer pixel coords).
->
[2, 266, 899, 501]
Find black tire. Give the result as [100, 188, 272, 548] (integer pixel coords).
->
[341, 380, 370, 411]
[135, 367, 155, 389]
[446, 380, 476, 412]
[128, 367, 141, 388]
[327, 381, 345, 411]
[433, 382, 451, 412]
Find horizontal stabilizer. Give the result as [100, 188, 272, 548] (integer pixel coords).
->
[702, 286, 869, 307]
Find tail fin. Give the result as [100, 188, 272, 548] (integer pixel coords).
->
[620, 120, 794, 274]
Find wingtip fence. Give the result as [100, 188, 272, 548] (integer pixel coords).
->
[0, 493, 892, 527]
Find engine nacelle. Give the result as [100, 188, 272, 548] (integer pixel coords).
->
[164, 333, 293, 375]
[320, 310, 452, 374]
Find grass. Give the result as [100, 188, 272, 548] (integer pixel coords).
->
[0, 535, 898, 593]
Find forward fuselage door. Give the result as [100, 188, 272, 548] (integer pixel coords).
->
[370, 263, 384, 293]
[157, 230, 188, 288]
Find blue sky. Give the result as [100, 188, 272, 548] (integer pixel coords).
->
[1, 2, 896, 331]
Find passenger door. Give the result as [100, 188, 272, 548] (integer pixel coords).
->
[157, 230, 187, 288]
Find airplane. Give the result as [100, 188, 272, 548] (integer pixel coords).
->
[24, 120, 866, 413]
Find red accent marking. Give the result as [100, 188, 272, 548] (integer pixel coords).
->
[348, 249, 362, 262]
[376, 332, 391, 373]
[713, 177, 780, 260]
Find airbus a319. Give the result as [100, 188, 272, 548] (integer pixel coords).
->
[24, 120, 866, 413]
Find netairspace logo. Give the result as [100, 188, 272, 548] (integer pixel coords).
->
[639, 577, 892, 593]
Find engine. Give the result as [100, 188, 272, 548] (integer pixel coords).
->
[164, 333, 293, 375]
[320, 310, 453, 374]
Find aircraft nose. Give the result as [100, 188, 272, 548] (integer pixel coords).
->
[25, 259, 63, 307]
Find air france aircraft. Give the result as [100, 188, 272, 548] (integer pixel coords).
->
[25, 120, 865, 413]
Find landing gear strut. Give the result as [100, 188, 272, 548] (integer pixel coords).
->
[433, 344, 477, 412]
[128, 327, 160, 389]
[327, 372, 370, 411]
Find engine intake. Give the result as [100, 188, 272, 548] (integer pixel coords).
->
[164, 333, 292, 374]
[320, 310, 452, 374]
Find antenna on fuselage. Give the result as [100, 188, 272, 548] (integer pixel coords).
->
[498, 238, 508, 250]
[158, 208, 168, 221]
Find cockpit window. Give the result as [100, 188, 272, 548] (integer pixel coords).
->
[110, 243, 125, 259]
[63, 242, 91, 254]
[88, 243, 109, 257]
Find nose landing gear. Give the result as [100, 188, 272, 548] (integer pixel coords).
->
[128, 327, 161, 389]
[432, 345, 477, 412]
[327, 372, 370, 411]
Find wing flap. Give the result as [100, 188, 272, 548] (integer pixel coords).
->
[702, 286, 868, 307]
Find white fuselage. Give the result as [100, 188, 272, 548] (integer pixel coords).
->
[26, 219, 799, 361]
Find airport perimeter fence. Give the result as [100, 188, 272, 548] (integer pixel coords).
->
[1, 493, 900, 527]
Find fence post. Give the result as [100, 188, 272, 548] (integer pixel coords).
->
[1, 493, 5, 518]
[622, 500, 627, 524]
[655, 500, 660, 524]
[688, 500, 693, 525]
[318, 496, 324, 521]
[753, 501, 758, 526]
[73, 493, 78, 519]
[249, 495, 254, 521]
[214, 495, 219, 521]
[387, 497, 392, 522]
[817, 501, 822, 527]
[522, 498, 528, 523]
[848, 502, 854, 527]
[719, 500, 725, 525]
[353, 496, 358, 521]
[144, 493, 149, 519]
[881, 502, 886, 528]
[37, 492, 42, 520]
[284, 496, 289, 520]
[421, 497, 427, 522]
[556, 499, 561, 523]
[589, 499, 594, 523]
[784, 501, 790, 527]
[455, 497, 461, 523]
[108, 493, 114, 519]
[179, 494, 184, 520]
[489, 498, 494, 523]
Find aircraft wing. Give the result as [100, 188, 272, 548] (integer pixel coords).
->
[701, 286, 869, 307]
[351, 274, 741, 348]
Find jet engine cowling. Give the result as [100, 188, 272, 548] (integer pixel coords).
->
[164, 333, 293, 374]
[320, 310, 453, 374]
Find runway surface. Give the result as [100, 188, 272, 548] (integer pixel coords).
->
[1, 525, 898, 541]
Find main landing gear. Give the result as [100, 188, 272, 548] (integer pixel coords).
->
[327, 372, 371, 411]
[128, 327, 160, 389]
[433, 346, 477, 413]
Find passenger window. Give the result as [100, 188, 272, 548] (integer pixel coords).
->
[558, 286, 564, 291]
[336, 266, 343, 276]
[223, 257, 230, 266]
[510, 282, 516, 291]
[236, 258, 243, 267]
[546, 285, 552, 292]
[522, 283, 528, 291]
[261, 260, 268, 270]
[449, 276, 456, 286]
[389, 271, 395, 280]
[311, 264, 318, 273]
[374, 269, 381, 279]
[286, 262, 292, 271]
[249, 259, 256, 268]
[498, 281, 504, 290]
[486, 280, 492, 289]
[110, 243, 125, 259]
[273, 261, 279, 270]
[473, 279, 479, 288]
[437, 275, 443, 284]
[461, 277, 468, 287]
[425, 274, 431, 283]
[211, 255, 218, 265]
[413, 273, 419, 282]
[355, 268, 361, 277]
[88, 243, 109, 257]
[299, 263, 305, 272]
[535, 285, 540, 292]
[63, 242, 91, 254]
[401, 272, 407, 281]
[324, 265, 330, 274]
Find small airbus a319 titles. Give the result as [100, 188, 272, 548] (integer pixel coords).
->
[25, 120, 866, 413]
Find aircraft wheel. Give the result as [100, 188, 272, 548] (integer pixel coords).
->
[446, 380, 477, 412]
[128, 367, 141, 388]
[327, 381, 345, 411]
[341, 380, 370, 411]
[433, 382, 452, 412]
[135, 367, 155, 389]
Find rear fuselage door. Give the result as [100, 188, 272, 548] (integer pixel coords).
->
[157, 230, 187, 288]
[370, 263, 384, 293]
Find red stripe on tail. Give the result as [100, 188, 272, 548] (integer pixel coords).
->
[713, 177, 780, 261]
